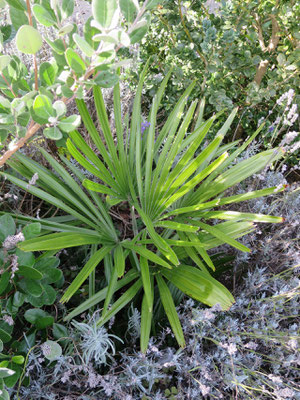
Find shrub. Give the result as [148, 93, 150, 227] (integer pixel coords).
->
[0, 213, 64, 397]
[131, 0, 299, 145]
[0, 0, 152, 163]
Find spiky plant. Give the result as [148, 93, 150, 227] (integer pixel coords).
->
[0, 62, 284, 350]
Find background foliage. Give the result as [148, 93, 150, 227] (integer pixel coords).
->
[132, 0, 299, 146]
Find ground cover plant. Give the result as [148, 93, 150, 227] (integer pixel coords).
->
[0, 0, 299, 399]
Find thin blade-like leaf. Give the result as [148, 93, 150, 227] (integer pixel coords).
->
[61, 246, 112, 303]
[162, 264, 235, 310]
[197, 221, 251, 252]
[122, 241, 172, 269]
[140, 256, 153, 312]
[19, 232, 102, 251]
[64, 270, 139, 320]
[96, 279, 142, 327]
[156, 274, 185, 348]
[140, 292, 153, 353]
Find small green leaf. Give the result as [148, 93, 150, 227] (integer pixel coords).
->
[0, 368, 15, 379]
[140, 256, 153, 312]
[0, 214, 15, 241]
[45, 37, 65, 54]
[0, 329, 11, 343]
[58, 115, 81, 133]
[53, 101, 66, 117]
[42, 340, 62, 361]
[129, 19, 149, 44]
[36, 316, 54, 329]
[0, 388, 10, 400]
[162, 265, 235, 310]
[94, 71, 119, 88]
[5, 0, 27, 11]
[43, 126, 63, 140]
[0, 272, 10, 296]
[17, 112, 30, 127]
[58, 23, 74, 36]
[12, 291, 25, 307]
[33, 95, 55, 122]
[120, 0, 139, 23]
[4, 364, 20, 387]
[9, 6, 28, 31]
[39, 62, 56, 85]
[61, 85, 74, 98]
[18, 279, 43, 297]
[40, 284, 56, 305]
[16, 266, 43, 280]
[61, 0, 74, 19]
[53, 323, 68, 339]
[32, 4, 57, 26]
[5, 0, 26, 11]
[16, 25, 43, 54]
[12, 356, 24, 365]
[92, 0, 119, 29]
[22, 223, 41, 240]
[24, 309, 54, 328]
[0, 96, 10, 110]
[73, 33, 94, 57]
[0, 56, 11, 73]
[65, 48, 86, 74]
[15, 249, 34, 267]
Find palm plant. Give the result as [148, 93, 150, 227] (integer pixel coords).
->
[0, 61, 284, 350]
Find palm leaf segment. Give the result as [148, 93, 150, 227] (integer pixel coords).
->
[0, 61, 284, 349]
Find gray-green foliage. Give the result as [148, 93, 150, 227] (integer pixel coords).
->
[0, 0, 151, 152]
[134, 0, 299, 140]
[0, 213, 63, 394]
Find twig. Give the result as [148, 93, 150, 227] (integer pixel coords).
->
[25, 0, 39, 90]
[253, 13, 280, 86]
[1, 72, 18, 97]
[178, 0, 208, 68]
[33, 54, 38, 90]
[25, 0, 33, 25]
[0, 122, 41, 166]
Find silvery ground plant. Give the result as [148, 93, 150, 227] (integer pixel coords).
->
[0, 59, 285, 352]
[13, 264, 299, 399]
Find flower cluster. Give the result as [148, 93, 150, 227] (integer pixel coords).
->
[141, 120, 151, 133]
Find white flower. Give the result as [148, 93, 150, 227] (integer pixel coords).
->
[26, 172, 39, 189]
[199, 382, 211, 396]
[244, 341, 258, 350]
[284, 131, 298, 144]
[268, 374, 282, 384]
[221, 342, 238, 355]
[41, 343, 52, 357]
[204, 0, 221, 15]
[3, 232, 25, 250]
[275, 388, 295, 398]
[3, 315, 14, 326]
